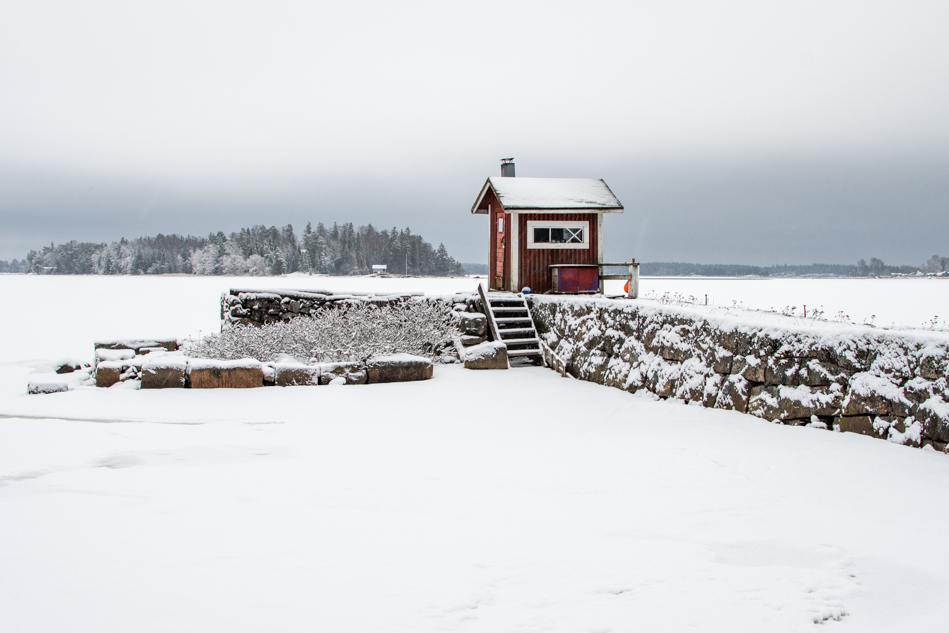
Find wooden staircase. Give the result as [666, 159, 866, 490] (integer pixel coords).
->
[478, 285, 544, 363]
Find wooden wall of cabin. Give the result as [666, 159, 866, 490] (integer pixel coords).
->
[484, 189, 511, 290]
[517, 212, 599, 294]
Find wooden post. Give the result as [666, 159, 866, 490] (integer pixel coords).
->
[628, 259, 639, 299]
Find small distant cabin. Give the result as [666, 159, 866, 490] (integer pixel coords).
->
[371, 264, 387, 274]
[470, 160, 624, 294]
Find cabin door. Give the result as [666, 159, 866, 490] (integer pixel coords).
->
[494, 211, 505, 289]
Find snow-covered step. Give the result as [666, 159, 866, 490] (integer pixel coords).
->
[491, 307, 529, 313]
[497, 327, 535, 335]
[487, 293, 523, 301]
[499, 337, 539, 345]
[507, 348, 542, 357]
[494, 317, 532, 324]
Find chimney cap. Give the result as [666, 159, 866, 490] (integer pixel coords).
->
[500, 158, 515, 177]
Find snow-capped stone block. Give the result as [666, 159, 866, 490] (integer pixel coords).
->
[318, 361, 367, 385]
[28, 379, 69, 395]
[275, 363, 321, 387]
[747, 385, 842, 421]
[715, 375, 750, 413]
[188, 359, 263, 389]
[54, 359, 87, 374]
[458, 312, 487, 337]
[732, 355, 766, 383]
[464, 341, 508, 370]
[95, 338, 179, 353]
[835, 415, 881, 437]
[95, 361, 124, 388]
[842, 373, 910, 417]
[461, 334, 487, 347]
[141, 357, 188, 389]
[367, 354, 433, 383]
[915, 394, 949, 442]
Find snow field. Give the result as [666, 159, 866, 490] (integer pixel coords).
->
[604, 277, 949, 331]
[2, 274, 949, 632]
[2, 366, 949, 632]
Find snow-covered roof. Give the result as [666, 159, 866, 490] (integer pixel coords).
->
[471, 177, 624, 214]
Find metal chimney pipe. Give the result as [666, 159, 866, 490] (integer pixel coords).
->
[500, 158, 515, 177]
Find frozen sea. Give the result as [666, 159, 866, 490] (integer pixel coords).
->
[1, 274, 948, 632]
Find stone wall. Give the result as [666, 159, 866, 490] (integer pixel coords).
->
[221, 288, 485, 329]
[528, 295, 949, 453]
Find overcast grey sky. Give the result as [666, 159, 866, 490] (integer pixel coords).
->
[2, 1, 947, 264]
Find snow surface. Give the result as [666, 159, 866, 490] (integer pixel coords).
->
[604, 277, 949, 331]
[486, 177, 623, 210]
[3, 275, 949, 632]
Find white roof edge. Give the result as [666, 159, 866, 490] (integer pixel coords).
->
[470, 178, 493, 214]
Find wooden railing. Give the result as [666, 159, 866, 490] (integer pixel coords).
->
[598, 260, 640, 298]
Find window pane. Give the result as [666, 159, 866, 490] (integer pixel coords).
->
[566, 228, 582, 243]
[533, 228, 549, 243]
[550, 228, 565, 242]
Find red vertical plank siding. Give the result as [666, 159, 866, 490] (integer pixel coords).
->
[485, 189, 512, 290]
[517, 213, 599, 294]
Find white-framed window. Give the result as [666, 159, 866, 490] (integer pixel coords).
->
[526, 220, 590, 249]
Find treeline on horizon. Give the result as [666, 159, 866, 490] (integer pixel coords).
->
[0, 222, 468, 277]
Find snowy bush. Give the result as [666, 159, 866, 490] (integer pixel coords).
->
[188, 300, 456, 363]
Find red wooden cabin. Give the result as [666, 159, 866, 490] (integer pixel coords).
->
[470, 160, 624, 294]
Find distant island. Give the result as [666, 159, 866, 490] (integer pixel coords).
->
[1, 222, 467, 277]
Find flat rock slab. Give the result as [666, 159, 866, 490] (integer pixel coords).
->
[95, 349, 136, 363]
[142, 359, 188, 389]
[189, 359, 263, 389]
[274, 363, 321, 387]
[95, 338, 179, 353]
[367, 354, 433, 383]
[464, 341, 509, 370]
[28, 380, 69, 395]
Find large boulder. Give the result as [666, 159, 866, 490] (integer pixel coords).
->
[367, 354, 433, 383]
[464, 341, 508, 370]
[319, 361, 368, 385]
[274, 363, 321, 387]
[141, 357, 188, 389]
[188, 359, 263, 388]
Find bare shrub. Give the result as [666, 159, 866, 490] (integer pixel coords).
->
[187, 300, 456, 363]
